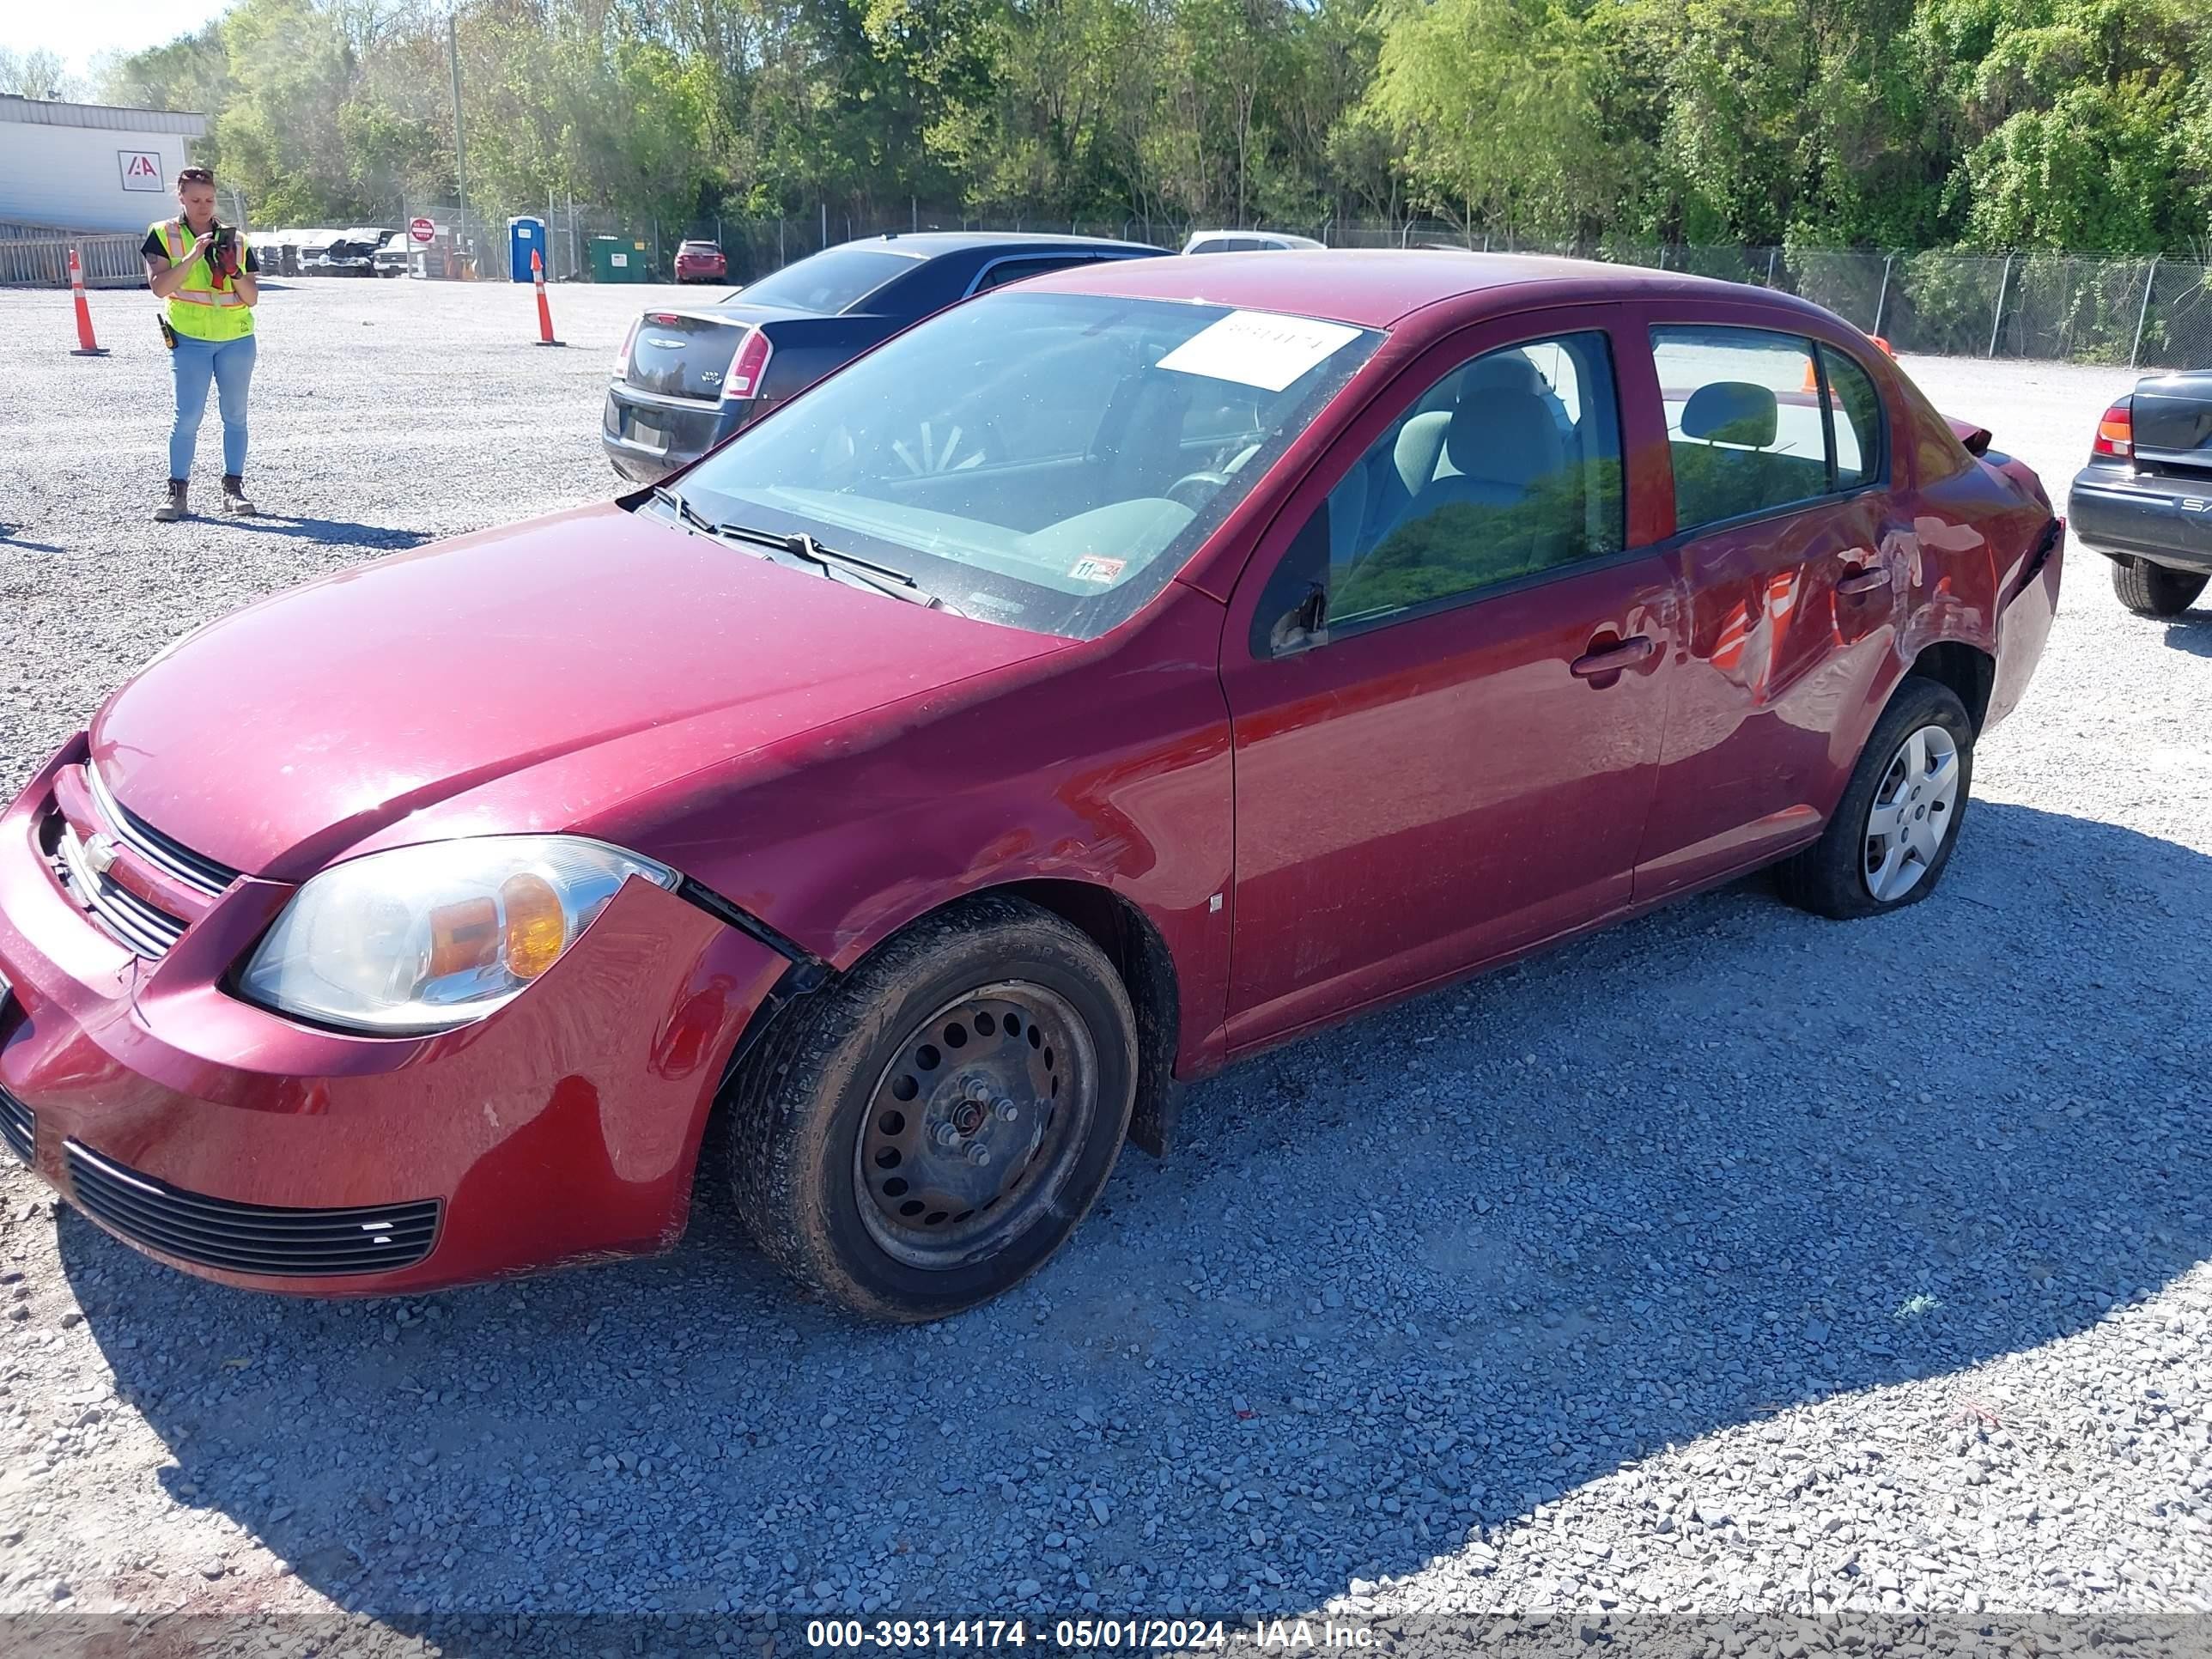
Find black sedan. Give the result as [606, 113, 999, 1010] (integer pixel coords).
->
[602, 232, 1168, 483]
[2068, 370, 2212, 617]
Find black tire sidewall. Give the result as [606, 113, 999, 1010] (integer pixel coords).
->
[737, 903, 1135, 1321]
[2113, 556, 2209, 617]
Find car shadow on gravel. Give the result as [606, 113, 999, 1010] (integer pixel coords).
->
[52, 800, 2210, 1635]
[209, 516, 432, 551]
[2160, 614, 2212, 655]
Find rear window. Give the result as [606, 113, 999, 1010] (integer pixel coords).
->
[625, 313, 743, 401]
[736, 246, 921, 314]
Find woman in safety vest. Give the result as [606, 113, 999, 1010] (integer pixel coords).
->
[143, 166, 261, 521]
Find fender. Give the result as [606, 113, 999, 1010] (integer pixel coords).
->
[575, 584, 1238, 1084]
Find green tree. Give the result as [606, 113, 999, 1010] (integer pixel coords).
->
[1357, 0, 1611, 241]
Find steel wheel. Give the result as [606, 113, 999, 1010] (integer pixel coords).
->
[853, 981, 1097, 1271]
[1863, 723, 1960, 902]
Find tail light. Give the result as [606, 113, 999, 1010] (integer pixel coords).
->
[613, 316, 641, 377]
[721, 327, 774, 402]
[2093, 398, 2133, 459]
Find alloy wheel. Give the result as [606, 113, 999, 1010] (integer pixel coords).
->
[1863, 723, 1961, 902]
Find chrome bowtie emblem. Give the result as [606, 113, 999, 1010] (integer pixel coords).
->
[82, 832, 120, 877]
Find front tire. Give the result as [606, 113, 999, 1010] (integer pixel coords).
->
[1778, 678, 1974, 921]
[2111, 557, 2208, 617]
[726, 896, 1136, 1322]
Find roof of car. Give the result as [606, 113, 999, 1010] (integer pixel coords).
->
[1020, 248, 1823, 330]
[841, 230, 1164, 258]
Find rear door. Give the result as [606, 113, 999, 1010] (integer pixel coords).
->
[1632, 317, 1906, 899]
[1219, 310, 1680, 1050]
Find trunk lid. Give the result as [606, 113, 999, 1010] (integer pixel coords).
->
[623, 305, 781, 403]
[2130, 372, 2212, 478]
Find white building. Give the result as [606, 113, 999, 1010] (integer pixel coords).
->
[0, 95, 209, 234]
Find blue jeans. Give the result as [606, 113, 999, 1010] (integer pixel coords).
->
[168, 331, 256, 480]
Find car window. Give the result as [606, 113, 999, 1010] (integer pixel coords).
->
[1652, 325, 1836, 532]
[1820, 343, 1885, 489]
[1258, 331, 1625, 651]
[973, 256, 1090, 293]
[678, 293, 1383, 641]
[736, 246, 921, 313]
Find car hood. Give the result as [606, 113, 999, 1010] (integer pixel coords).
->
[89, 503, 1065, 880]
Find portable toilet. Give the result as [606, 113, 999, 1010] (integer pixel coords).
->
[507, 216, 547, 283]
[590, 234, 651, 283]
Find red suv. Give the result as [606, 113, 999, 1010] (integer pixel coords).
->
[672, 240, 726, 284]
[0, 254, 2061, 1321]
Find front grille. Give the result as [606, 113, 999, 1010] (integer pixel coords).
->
[0, 1088, 30, 1165]
[52, 823, 188, 958]
[84, 765, 240, 898]
[64, 1141, 441, 1276]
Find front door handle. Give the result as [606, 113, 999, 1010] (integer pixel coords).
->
[1837, 565, 1892, 597]
[1570, 635, 1656, 679]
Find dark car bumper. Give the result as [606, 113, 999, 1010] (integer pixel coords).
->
[2067, 466, 2212, 573]
[601, 384, 752, 483]
[0, 735, 789, 1295]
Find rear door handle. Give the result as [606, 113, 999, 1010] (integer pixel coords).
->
[1837, 565, 1892, 596]
[1570, 635, 1656, 679]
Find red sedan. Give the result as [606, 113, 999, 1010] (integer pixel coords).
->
[0, 254, 2062, 1320]
[672, 240, 727, 284]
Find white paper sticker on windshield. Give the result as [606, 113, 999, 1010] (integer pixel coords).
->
[1157, 310, 1362, 392]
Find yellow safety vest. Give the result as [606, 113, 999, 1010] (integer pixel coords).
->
[155, 219, 255, 342]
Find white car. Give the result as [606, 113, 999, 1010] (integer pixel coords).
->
[373, 232, 412, 277]
[1180, 229, 1326, 255]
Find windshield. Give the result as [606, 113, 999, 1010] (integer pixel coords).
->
[672, 291, 1383, 640]
[732, 245, 921, 313]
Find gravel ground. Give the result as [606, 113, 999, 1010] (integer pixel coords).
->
[1, 279, 2209, 1646]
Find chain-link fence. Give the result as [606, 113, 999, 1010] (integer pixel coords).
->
[678, 215, 2212, 368]
[20, 194, 2212, 368]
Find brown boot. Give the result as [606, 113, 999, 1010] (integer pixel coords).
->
[222, 474, 258, 516]
[152, 479, 188, 522]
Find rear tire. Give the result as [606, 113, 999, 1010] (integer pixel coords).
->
[2111, 557, 2209, 617]
[726, 896, 1136, 1322]
[1778, 678, 1974, 921]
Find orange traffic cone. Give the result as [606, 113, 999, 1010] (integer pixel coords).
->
[532, 249, 563, 347]
[69, 247, 108, 356]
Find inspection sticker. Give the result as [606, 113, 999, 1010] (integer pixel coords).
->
[1158, 310, 1364, 392]
[1069, 555, 1127, 584]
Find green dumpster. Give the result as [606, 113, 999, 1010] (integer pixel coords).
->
[590, 235, 653, 283]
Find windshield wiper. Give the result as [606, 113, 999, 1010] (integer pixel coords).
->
[714, 521, 950, 611]
[653, 488, 955, 612]
[651, 484, 719, 538]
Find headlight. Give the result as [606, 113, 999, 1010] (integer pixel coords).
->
[238, 836, 678, 1034]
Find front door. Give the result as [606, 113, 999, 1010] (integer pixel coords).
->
[1220, 321, 1678, 1051]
